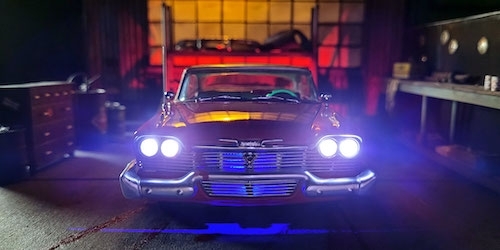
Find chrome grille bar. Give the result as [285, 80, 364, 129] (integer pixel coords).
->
[139, 152, 196, 172]
[198, 150, 305, 172]
[202, 179, 297, 197]
[139, 147, 359, 175]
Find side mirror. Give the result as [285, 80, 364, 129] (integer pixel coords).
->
[161, 92, 176, 119]
[320, 93, 332, 102]
[164, 91, 175, 100]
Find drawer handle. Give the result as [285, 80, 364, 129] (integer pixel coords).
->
[44, 93, 51, 97]
[44, 132, 51, 137]
[45, 150, 53, 156]
[34, 95, 41, 99]
[43, 109, 54, 117]
[62, 91, 68, 96]
[54, 92, 60, 97]
[65, 107, 72, 111]
[67, 141, 74, 146]
[66, 125, 73, 130]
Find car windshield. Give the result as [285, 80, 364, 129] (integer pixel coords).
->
[177, 67, 318, 103]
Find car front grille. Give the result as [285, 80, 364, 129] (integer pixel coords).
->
[201, 179, 297, 197]
[138, 151, 196, 174]
[196, 147, 359, 175]
[198, 150, 305, 173]
[140, 147, 360, 177]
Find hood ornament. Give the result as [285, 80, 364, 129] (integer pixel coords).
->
[219, 139, 284, 147]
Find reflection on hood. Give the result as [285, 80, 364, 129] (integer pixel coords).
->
[175, 102, 320, 125]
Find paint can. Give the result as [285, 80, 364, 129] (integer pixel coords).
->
[491, 76, 498, 91]
[484, 75, 491, 90]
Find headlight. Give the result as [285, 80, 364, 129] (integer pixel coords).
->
[318, 138, 338, 158]
[161, 139, 180, 157]
[140, 138, 159, 157]
[339, 138, 360, 158]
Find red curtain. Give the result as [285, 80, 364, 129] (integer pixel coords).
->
[364, 0, 406, 115]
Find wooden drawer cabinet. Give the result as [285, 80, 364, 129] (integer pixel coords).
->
[32, 118, 74, 146]
[0, 81, 75, 170]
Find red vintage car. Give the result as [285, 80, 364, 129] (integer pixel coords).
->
[119, 64, 375, 206]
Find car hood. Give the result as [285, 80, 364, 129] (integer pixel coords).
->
[176, 102, 318, 124]
[137, 101, 342, 146]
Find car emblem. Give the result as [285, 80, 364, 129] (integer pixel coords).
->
[243, 152, 256, 168]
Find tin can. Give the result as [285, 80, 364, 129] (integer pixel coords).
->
[484, 75, 491, 90]
[491, 76, 498, 91]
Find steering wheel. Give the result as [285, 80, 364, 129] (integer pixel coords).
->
[266, 89, 298, 98]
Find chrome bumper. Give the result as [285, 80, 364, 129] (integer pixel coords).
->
[119, 159, 376, 199]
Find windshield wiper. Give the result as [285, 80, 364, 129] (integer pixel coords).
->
[198, 95, 242, 101]
[251, 96, 299, 103]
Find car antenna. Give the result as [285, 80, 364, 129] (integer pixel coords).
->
[161, 3, 168, 103]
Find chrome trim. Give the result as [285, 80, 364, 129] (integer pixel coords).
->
[304, 170, 376, 196]
[120, 159, 376, 200]
[207, 173, 308, 180]
[202, 179, 297, 197]
[120, 159, 200, 199]
[304, 170, 374, 185]
[194, 145, 308, 150]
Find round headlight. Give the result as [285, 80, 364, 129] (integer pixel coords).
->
[318, 138, 338, 158]
[339, 138, 360, 158]
[161, 139, 180, 157]
[140, 138, 159, 157]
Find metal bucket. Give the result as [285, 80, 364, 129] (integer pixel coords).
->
[74, 89, 107, 148]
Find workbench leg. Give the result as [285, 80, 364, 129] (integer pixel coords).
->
[449, 101, 457, 144]
[418, 96, 427, 144]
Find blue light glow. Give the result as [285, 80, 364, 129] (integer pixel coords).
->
[204, 181, 294, 197]
[69, 223, 419, 235]
[219, 152, 277, 173]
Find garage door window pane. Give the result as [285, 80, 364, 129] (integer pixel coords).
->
[224, 1, 245, 22]
[174, 23, 196, 41]
[341, 3, 364, 23]
[247, 1, 268, 23]
[293, 2, 315, 23]
[199, 23, 221, 38]
[319, 26, 339, 46]
[247, 24, 268, 42]
[341, 25, 362, 45]
[174, 1, 196, 22]
[149, 23, 162, 46]
[318, 46, 340, 67]
[270, 2, 291, 23]
[318, 3, 340, 23]
[198, 1, 221, 22]
[224, 23, 245, 39]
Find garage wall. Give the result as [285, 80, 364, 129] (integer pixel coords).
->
[147, 0, 365, 70]
[409, 12, 500, 77]
[402, 12, 500, 153]
[0, 0, 84, 84]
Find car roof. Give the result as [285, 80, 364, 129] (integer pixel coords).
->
[184, 64, 311, 73]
